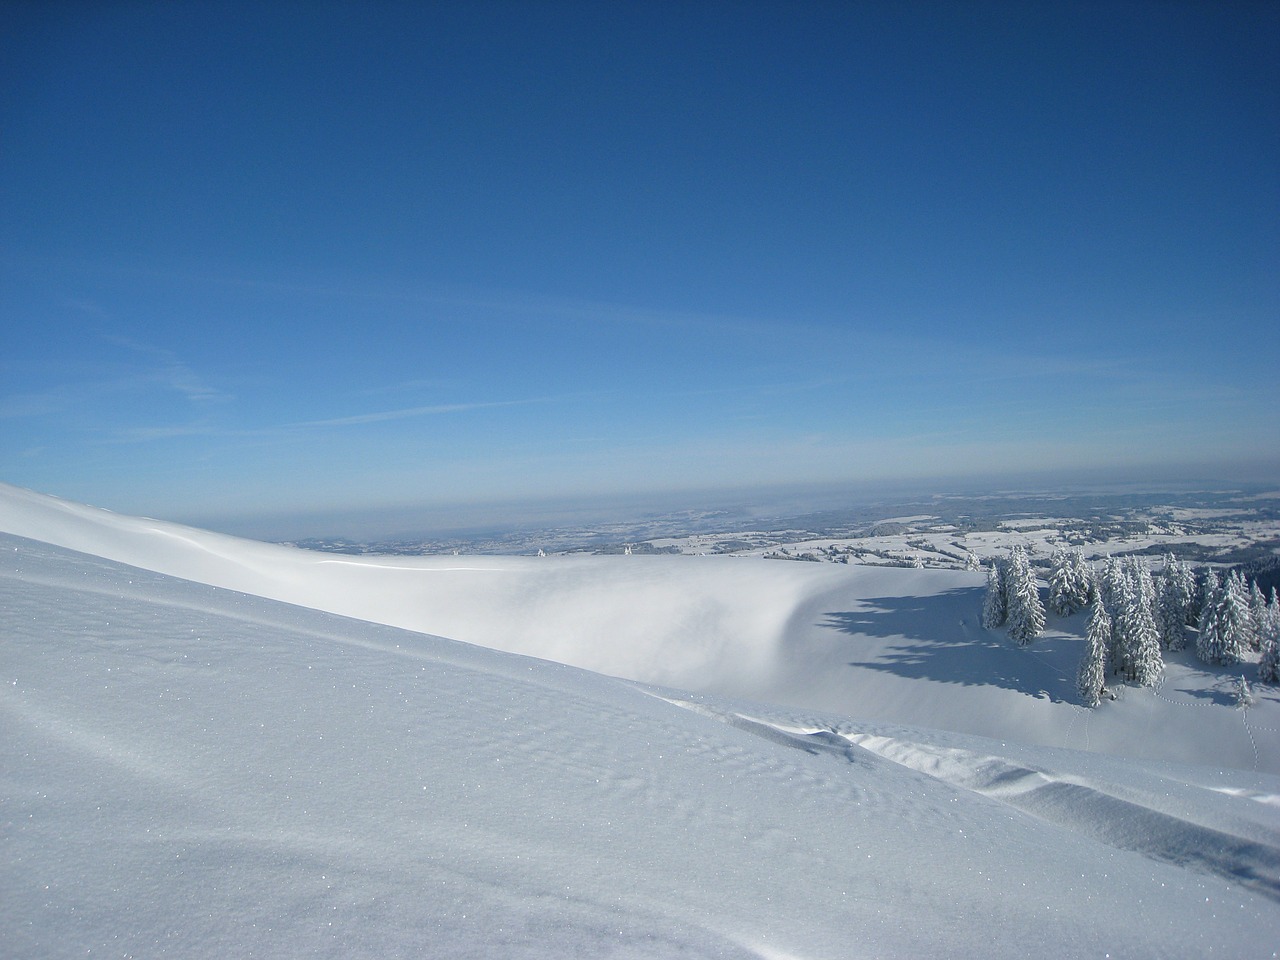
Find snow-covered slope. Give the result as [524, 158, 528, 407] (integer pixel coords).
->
[2, 482, 1276, 773]
[4, 532, 1280, 958]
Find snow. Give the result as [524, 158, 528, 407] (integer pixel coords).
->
[2, 482, 1280, 957]
[6, 483, 1275, 772]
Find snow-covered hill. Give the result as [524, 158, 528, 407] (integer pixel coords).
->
[2, 482, 1276, 773]
[2, 483, 1279, 957]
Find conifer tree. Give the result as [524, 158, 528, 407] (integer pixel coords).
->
[1111, 565, 1137, 676]
[1234, 674, 1255, 709]
[1070, 549, 1094, 608]
[1005, 545, 1045, 645]
[1099, 555, 1127, 668]
[1155, 576, 1186, 651]
[1172, 560, 1203, 627]
[1048, 548, 1090, 616]
[1197, 570, 1249, 666]
[1216, 572, 1250, 665]
[1258, 591, 1280, 684]
[1156, 555, 1194, 649]
[1248, 580, 1267, 652]
[1099, 556, 1124, 614]
[981, 562, 1006, 629]
[1048, 549, 1074, 616]
[1197, 570, 1224, 664]
[1167, 557, 1199, 627]
[1259, 589, 1280, 685]
[1121, 558, 1162, 686]
[1077, 588, 1110, 707]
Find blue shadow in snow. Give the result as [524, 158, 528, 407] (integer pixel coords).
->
[820, 587, 1079, 703]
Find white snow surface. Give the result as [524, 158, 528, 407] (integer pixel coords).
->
[2, 483, 1276, 772]
[2, 482, 1279, 957]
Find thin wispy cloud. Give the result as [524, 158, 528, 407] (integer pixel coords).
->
[1, 339, 233, 427]
[354, 379, 455, 398]
[109, 422, 225, 443]
[102, 336, 234, 405]
[101, 396, 547, 444]
[290, 399, 545, 429]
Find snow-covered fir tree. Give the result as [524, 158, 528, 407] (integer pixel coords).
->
[1216, 572, 1250, 665]
[1077, 587, 1111, 707]
[1099, 555, 1127, 669]
[1197, 570, 1224, 664]
[1198, 570, 1248, 666]
[1234, 674, 1255, 709]
[981, 561, 1006, 629]
[1110, 564, 1137, 676]
[1155, 576, 1183, 651]
[1099, 556, 1124, 613]
[1071, 549, 1094, 607]
[1120, 558, 1162, 686]
[1259, 589, 1280, 685]
[965, 552, 981, 572]
[1048, 548, 1091, 616]
[1155, 555, 1194, 650]
[1133, 558, 1157, 619]
[1166, 556, 1200, 627]
[1004, 545, 1045, 646]
[1048, 548, 1071, 615]
[1248, 580, 1267, 652]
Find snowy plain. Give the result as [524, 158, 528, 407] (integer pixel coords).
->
[2, 482, 1279, 958]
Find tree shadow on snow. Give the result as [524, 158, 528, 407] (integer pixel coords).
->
[820, 588, 1079, 703]
[1177, 686, 1239, 707]
[1159, 649, 1280, 707]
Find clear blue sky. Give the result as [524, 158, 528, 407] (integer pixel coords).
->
[2, 1, 1277, 536]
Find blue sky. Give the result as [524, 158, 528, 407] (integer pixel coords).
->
[2, 1, 1277, 536]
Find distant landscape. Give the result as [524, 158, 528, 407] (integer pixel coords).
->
[283, 484, 1280, 572]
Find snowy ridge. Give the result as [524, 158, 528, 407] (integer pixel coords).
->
[0, 482, 836, 691]
[3, 485, 1280, 955]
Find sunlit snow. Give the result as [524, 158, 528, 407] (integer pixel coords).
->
[2, 482, 1278, 957]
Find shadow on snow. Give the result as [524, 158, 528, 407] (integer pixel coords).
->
[819, 587, 1080, 703]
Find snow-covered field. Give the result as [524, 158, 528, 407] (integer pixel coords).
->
[2, 482, 1279, 957]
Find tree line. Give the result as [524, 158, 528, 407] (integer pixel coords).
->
[981, 547, 1280, 707]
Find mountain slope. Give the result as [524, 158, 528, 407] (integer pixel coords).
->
[2, 482, 1275, 773]
[4, 532, 1280, 958]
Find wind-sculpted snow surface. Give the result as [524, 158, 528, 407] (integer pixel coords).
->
[4, 534, 1280, 958]
[2, 482, 1277, 773]
[0, 483, 823, 691]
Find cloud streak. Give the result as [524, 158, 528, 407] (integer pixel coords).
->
[100, 396, 548, 445]
[289, 398, 544, 429]
[102, 336, 233, 405]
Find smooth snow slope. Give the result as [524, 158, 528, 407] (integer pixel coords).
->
[1, 482, 1275, 773]
[4, 533, 1280, 959]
